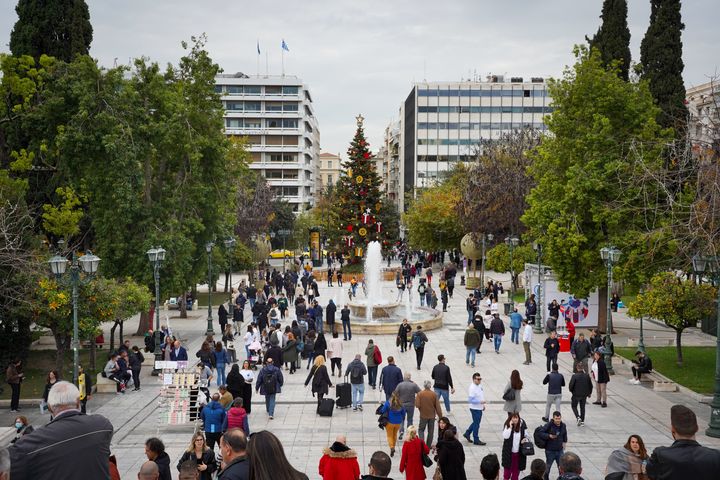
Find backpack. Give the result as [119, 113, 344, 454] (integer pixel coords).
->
[263, 370, 277, 395]
[534, 425, 548, 449]
[350, 363, 363, 383]
[296, 341, 305, 352]
[418, 284, 426, 294]
[373, 346, 382, 365]
[413, 333, 425, 349]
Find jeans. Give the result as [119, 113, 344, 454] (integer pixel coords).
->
[249, 298, 256, 309]
[419, 417, 436, 446]
[523, 342, 532, 363]
[351, 383, 365, 408]
[131, 368, 141, 389]
[571, 396, 587, 421]
[465, 346, 477, 366]
[306, 352, 316, 369]
[265, 394, 276, 416]
[544, 449, 564, 480]
[467, 310, 474, 324]
[316, 319, 324, 335]
[368, 366, 378, 387]
[216, 365, 226, 386]
[545, 394, 562, 419]
[10, 383, 20, 410]
[415, 347, 425, 369]
[510, 328, 519, 344]
[420, 295, 425, 306]
[494, 335, 503, 352]
[464, 408, 483, 442]
[435, 388, 450, 412]
[342, 320, 352, 340]
[399, 404, 415, 434]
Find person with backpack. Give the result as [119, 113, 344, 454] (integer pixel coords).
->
[410, 326, 429, 370]
[305, 355, 333, 415]
[256, 357, 284, 420]
[490, 315, 506, 354]
[344, 354, 368, 411]
[418, 280, 427, 307]
[281, 333, 299, 375]
[365, 339, 382, 389]
[537, 411, 567, 480]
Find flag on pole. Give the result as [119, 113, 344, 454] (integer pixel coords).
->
[257, 40, 261, 55]
[281, 39, 290, 52]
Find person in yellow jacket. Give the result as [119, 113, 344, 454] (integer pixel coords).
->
[77, 364, 93, 413]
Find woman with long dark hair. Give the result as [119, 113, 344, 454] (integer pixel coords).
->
[605, 434, 649, 480]
[239, 360, 255, 414]
[247, 430, 308, 480]
[437, 429, 467, 480]
[501, 412, 530, 480]
[503, 370, 524, 417]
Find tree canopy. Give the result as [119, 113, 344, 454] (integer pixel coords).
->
[587, 0, 632, 81]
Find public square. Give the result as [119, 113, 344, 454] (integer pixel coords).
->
[3, 266, 718, 479]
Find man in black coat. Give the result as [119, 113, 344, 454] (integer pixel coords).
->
[9, 381, 114, 479]
[568, 363, 592, 426]
[218, 428, 250, 479]
[265, 343, 283, 368]
[326, 299, 337, 334]
[543, 331, 560, 373]
[646, 405, 720, 480]
[145, 437, 171, 480]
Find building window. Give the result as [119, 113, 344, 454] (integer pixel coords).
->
[265, 86, 282, 95]
[282, 119, 298, 128]
[282, 103, 299, 112]
[282, 86, 299, 95]
[245, 86, 261, 94]
[227, 85, 243, 95]
[327, 161, 333, 169]
[327, 174, 333, 184]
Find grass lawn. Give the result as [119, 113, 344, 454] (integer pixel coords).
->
[616, 346, 717, 394]
[512, 288, 526, 304]
[0, 349, 102, 401]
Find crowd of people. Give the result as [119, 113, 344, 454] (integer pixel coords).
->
[3, 251, 720, 479]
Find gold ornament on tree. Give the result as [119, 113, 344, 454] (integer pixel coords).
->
[356, 175, 364, 184]
[358, 227, 367, 237]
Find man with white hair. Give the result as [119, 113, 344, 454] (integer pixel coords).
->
[393, 372, 420, 440]
[415, 380, 443, 447]
[9, 381, 114, 479]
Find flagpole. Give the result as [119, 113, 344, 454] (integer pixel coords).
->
[265, 51, 269, 77]
[256, 40, 260, 77]
[281, 48, 285, 77]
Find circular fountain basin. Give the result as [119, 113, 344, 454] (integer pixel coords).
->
[348, 301, 444, 334]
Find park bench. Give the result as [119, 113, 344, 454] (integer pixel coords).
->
[96, 373, 118, 393]
[638, 371, 677, 392]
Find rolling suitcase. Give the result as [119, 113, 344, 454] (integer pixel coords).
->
[318, 397, 335, 417]
[336, 377, 352, 409]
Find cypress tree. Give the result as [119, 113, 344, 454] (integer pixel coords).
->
[9, 0, 93, 62]
[587, 0, 632, 81]
[640, 0, 688, 132]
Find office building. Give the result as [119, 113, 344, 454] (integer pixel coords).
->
[399, 75, 552, 211]
[215, 73, 320, 212]
[375, 121, 401, 210]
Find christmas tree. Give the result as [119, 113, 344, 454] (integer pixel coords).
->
[335, 115, 397, 261]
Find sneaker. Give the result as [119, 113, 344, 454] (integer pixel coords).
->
[353, 407, 358, 411]
[471, 364, 475, 368]
[576, 417, 581, 426]
[592, 401, 601, 405]
[579, 420, 585, 426]
[399, 432, 404, 440]
[602, 403, 608, 408]
[542, 417, 549, 422]
[628, 378, 636, 384]
[390, 448, 395, 457]
[633, 379, 641, 385]
[474, 440, 486, 446]
[269, 415, 274, 420]
[463, 433, 472, 443]
[358, 405, 363, 411]
[10, 409, 18, 413]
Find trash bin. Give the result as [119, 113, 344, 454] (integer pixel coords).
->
[504, 302, 513, 315]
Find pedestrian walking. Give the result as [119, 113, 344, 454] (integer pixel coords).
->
[395, 372, 421, 440]
[399, 425, 429, 480]
[397, 319, 412, 353]
[542, 365, 565, 422]
[176, 432, 217, 480]
[380, 357, 403, 401]
[437, 428, 467, 480]
[318, 435, 360, 480]
[490, 315, 506, 353]
[509, 308, 523, 344]
[464, 323, 482, 367]
[256, 357, 284, 419]
[462, 372, 487, 446]
[502, 413, 531, 480]
[522, 320, 533, 365]
[431, 355, 455, 412]
[525, 294, 537, 325]
[502, 370, 523, 416]
[440, 282, 449, 312]
[591, 351, 609, 408]
[281, 333, 299, 375]
[305, 355, 333, 414]
[416, 380, 443, 448]
[341, 304, 352, 340]
[570, 333, 592, 373]
[472, 313, 486, 353]
[239, 360, 254, 414]
[537, 412, 567, 480]
[326, 300, 337, 335]
[214, 341, 231, 386]
[568, 363, 592, 426]
[410, 326, 428, 370]
[365, 339, 381, 389]
[77, 365, 92, 414]
[327, 332, 343, 376]
[200, 393, 227, 451]
[379, 392, 406, 458]
[5, 359, 24, 413]
[345, 354, 367, 411]
[218, 303, 229, 335]
[543, 331, 560, 373]
[466, 293, 477, 324]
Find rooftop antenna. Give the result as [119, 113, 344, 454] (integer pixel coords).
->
[113, 57, 118, 68]
[423, 59, 427, 83]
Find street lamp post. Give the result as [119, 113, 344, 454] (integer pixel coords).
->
[505, 236, 520, 309]
[277, 229, 292, 272]
[224, 237, 236, 318]
[205, 242, 215, 335]
[146, 246, 166, 375]
[480, 233, 494, 290]
[600, 246, 621, 375]
[532, 241, 544, 334]
[48, 242, 101, 385]
[692, 254, 720, 438]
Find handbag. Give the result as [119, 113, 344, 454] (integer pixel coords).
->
[520, 440, 535, 456]
[421, 440, 433, 467]
[502, 388, 515, 402]
[433, 466, 443, 480]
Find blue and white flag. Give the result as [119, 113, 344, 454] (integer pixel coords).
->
[257, 40, 261, 55]
[281, 39, 289, 52]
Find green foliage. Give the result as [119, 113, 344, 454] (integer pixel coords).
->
[268, 200, 296, 249]
[403, 184, 463, 251]
[334, 119, 398, 258]
[522, 46, 668, 297]
[41, 186, 84, 237]
[10, 0, 93, 62]
[587, 0, 632, 81]
[639, 0, 688, 132]
[628, 272, 716, 365]
[486, 243, 535, 278]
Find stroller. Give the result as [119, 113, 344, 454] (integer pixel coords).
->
[248, 340, 263, 370]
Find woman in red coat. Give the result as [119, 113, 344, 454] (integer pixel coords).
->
[400, 425, 429, 480]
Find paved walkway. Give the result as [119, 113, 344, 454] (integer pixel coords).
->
[4, 266, 719, 480]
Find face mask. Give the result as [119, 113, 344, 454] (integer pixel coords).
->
[15, 422, 23, 429]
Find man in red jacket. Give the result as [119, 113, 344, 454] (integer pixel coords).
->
[319, 435, 360, 480]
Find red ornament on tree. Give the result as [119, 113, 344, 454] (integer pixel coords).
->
[363, 152, 370, 159]
[346, 224, 353, 232]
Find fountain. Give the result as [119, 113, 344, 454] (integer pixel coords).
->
[347, 241, 443, 334]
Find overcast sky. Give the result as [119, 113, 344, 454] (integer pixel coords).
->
[0, 1, 717, 157]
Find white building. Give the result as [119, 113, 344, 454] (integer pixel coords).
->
[687, 80, 720, 158]
[215, 73, 320, 212]
[375, 121, 401, 211]
[399, 75, 551, 211]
